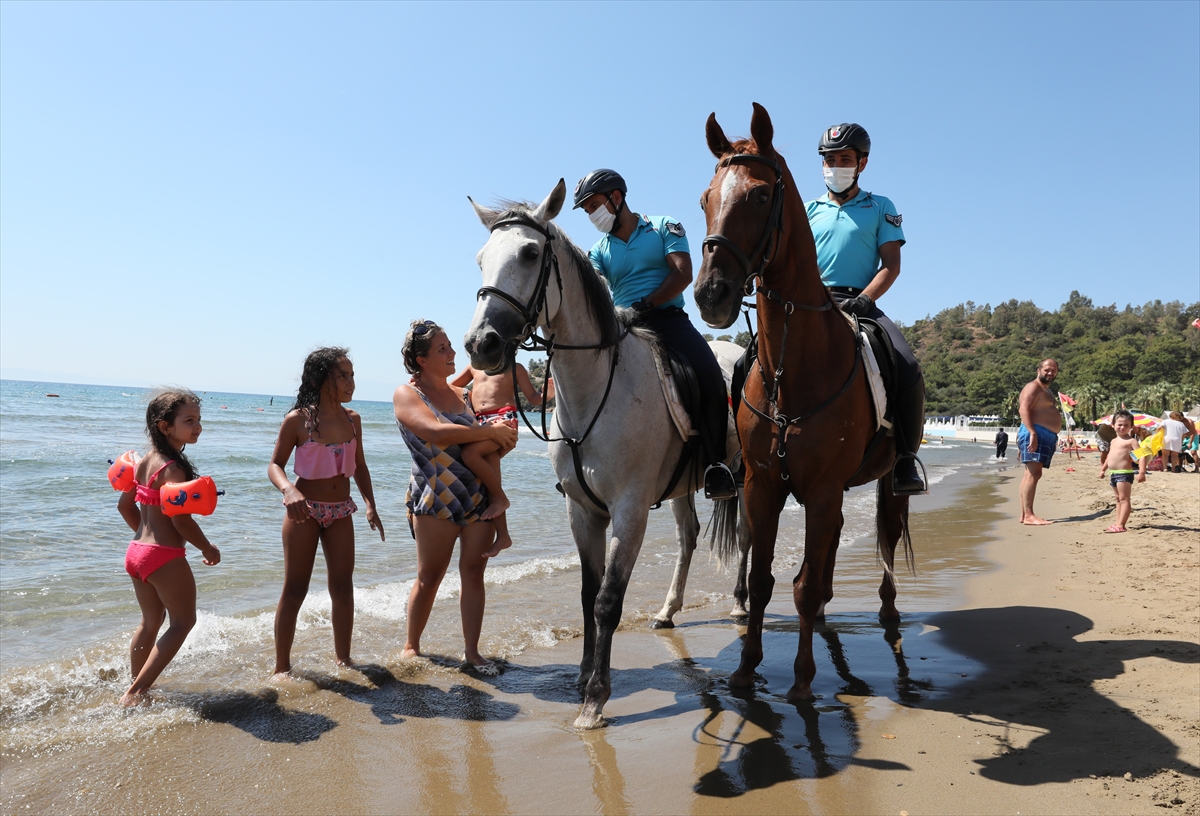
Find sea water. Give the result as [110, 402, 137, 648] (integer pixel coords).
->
[0, 379, 1000, 752]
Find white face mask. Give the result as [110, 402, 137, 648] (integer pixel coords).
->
[588, 204, 616, 233]
[823, 165, 858, 194]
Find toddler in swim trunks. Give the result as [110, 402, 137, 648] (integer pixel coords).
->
[450, 362, 555, 557]
[1098, 410, 1146, 533]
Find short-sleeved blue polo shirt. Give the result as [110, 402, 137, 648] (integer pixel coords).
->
[588, 213, 689, 309]
[805, 190, 905, 290]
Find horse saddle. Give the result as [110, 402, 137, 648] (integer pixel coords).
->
[729, 312, 895, 434]
[652, 342, 742, 467]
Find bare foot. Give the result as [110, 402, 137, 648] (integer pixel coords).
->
[119, 691, 151, 707]
[1022, 516, 1054, 525]
[400, 646, 421, 660]
[1103, 524, 1127, 533]
[480, 493, 510, 521]
[463, 653, 500, 676]
[270, 668, 293, 683]
[484, 531, 513, 559]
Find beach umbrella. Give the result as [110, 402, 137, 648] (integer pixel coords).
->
[1092, 410, 1162, 429]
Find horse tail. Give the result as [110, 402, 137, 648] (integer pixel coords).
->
[705, 494, 741, 567]
[875, 479, 915, 577]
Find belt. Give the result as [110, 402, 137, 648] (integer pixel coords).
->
[828, 286, 863, 297]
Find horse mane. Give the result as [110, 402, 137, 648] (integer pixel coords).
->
[491, 201, 630, 350]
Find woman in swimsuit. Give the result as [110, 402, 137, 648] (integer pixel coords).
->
[393, 320, 518, 674]
[117, 388, 221, 705]
[268, 347, 384, 677]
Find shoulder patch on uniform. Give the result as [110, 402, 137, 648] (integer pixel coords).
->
[666, 221, 686, 237]
[885, 213, 903, 227]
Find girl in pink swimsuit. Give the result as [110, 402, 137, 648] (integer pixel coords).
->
[268, 347, 384, 677]
[116, 388, 221, 706]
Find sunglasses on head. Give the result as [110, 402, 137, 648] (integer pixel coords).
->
[412, 320, 436, 337]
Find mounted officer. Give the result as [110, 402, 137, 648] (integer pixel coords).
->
[807, 124, 926, 494]
[574, 169, 737, 501]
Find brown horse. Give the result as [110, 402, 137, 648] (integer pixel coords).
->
[693, 103, 914, 701]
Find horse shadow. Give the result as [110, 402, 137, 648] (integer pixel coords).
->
[295, 662, 520, 727]
[923, 605, 1200, 784]
[184, 688, 336, 744]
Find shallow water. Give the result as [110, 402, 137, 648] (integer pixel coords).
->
[0, 379, 1009, 755]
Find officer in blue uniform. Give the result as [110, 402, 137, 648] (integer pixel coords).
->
[807, 124, 926, 494]
[573, 169, 737, 500]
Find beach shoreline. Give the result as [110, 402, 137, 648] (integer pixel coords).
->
[2, 460, 1196, 815]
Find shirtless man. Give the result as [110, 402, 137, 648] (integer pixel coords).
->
[450, 362, 553, 557]
[1017, 358, 1062, 525]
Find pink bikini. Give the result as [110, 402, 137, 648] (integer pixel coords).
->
[291, 410, 359, 527]
[125, 461, 188, 582]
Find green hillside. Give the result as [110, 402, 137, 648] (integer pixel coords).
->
[900, 292, 1200, 422]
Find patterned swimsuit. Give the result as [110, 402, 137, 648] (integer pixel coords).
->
[397, 384, 488, 529]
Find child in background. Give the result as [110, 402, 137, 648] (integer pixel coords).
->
[1098, 409, 1147, 534]
[117, 389, 221, 705]
[268, 348, 384, 678]
[450, 362, 554, 558]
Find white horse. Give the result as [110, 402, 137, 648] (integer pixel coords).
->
[464, 179, 749, 729]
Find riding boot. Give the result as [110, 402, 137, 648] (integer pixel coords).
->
[704, 462, 738, 501]
[892, 377, 928, 496]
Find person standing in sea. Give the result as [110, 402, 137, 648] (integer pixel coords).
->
[994, 427, 1009, 460]
[806, 123, 926, 494]
[392, 320, 517, 675]
[1017, 358, 1062, 525]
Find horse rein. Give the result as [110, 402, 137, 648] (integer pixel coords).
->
[704, 155, 860, 481]
[475, 213, 627, 511]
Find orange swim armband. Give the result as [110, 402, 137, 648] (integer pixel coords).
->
[160, 476, 224, 517]
[107, 451, 139, 492]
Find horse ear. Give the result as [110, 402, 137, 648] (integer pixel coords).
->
[706, 113, 734, 159]
[749, 102, 775, 156]
[469, 196, 501, 229]
[533, 179, 567, 223]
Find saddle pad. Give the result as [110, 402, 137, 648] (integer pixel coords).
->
[860, 329, 892, 433]
[653, 341, 742, 443]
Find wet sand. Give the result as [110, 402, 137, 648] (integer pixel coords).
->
[3, 461, 1197, 815]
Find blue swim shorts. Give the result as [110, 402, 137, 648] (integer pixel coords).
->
[1109, 471, 1135, 487]
[1017, 424, 1057, 468]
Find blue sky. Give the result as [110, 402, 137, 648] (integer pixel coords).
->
[2, 1, 1197, 401]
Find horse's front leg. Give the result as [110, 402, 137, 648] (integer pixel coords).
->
[729, 479, 786, 689]
[567, 498, 609, 686]
[731, 491, 751, 620]
[790, 491, 844, 702]
[576, 502, 649, 729]
[652, 494, 699, 629]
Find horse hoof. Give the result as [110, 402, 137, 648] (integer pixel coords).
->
[729, 669, 754, 689]
[786, 683, 814, 703]
[649, 617, 675, 630]
[574, 707, 606, 730]
[878, 608, 901, 623]
[729, 609, 749, 622]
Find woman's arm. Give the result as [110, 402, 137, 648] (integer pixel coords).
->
[348, 411, 384, 541]
[267, 412, 311, 523]
[118, 488, 140, 533]
[393, 386, 517, 451]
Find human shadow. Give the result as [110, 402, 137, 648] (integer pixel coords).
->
[923, 605, 1200, 784]
[298, 663, 520, 726]
[1051, 508, 1114, 523]
[185, 688, 336, 744]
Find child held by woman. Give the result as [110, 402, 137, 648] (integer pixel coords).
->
[268, 348, 384, 677]
[116, 388, 221, 705]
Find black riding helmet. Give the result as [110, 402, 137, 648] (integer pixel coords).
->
[572, 169, 627, 209]
[818, 123, 871, 157]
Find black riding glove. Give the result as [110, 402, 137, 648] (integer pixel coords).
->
[630, 298, 654, 315]
[841, 293, 874, 317]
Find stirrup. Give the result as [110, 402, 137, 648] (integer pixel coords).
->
[704, 463, 738, 501]
[892, 453, 928, 496]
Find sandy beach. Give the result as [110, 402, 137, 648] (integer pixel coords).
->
[2, 459, 1197, 815]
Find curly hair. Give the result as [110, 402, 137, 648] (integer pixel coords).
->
[145, 388, 201, 481]
[292, 347, 350, 435]
[402, 319, 443, 379]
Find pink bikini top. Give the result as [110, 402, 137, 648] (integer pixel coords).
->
[135, 461, 176, 506]
[294, 410, 357, 481]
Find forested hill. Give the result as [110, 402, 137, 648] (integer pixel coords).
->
[898, 292, 1200, 421]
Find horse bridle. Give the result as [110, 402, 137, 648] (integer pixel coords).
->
[702, 153, 787, 297]
[473, 212, 627, 511]
[703, 154, 858, 482]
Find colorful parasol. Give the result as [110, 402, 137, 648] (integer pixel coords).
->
[1092, 410, 1162, 430]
